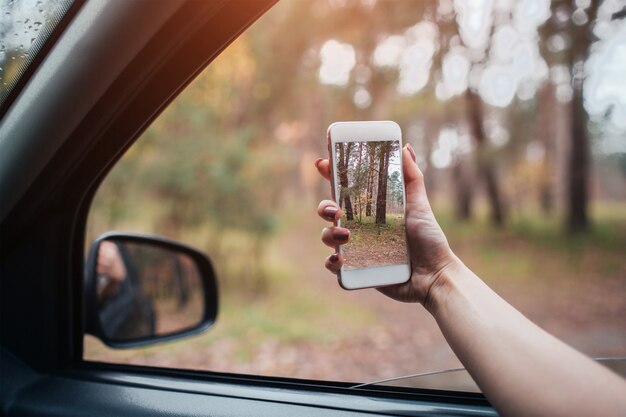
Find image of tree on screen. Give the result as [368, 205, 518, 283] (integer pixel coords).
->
[335, 140, 407, 270]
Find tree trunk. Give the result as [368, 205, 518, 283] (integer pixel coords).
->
[355, 142, 364, 222]
[375, 142, 390, 224]
[466, 90, 506, 227]
[482, 162, 505, 225]
[558, 0, 598, 233]
[173, 257, 189, 309]
[452, 158, 473, 220]
[340, 143, 354, 221]
[337, 144, 346, 210]
[365, 143, 376, 216]
[567, 83, 589, 232]
[536, 83, 555, 215]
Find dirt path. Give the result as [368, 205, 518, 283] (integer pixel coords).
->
[240, 211, 462, 382]
[86, 206, 626, 389]
[342, 217, 408, 269]
[244, 215, 626, 383]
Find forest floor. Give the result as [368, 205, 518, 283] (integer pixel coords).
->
[341, 213, 408, 269]
[85, 201, 626, 391]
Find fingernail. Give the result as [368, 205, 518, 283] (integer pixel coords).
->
[406, 143, 417, 163]
[314, 158, 323, 168]
[329, 253, 339, 263]
[332, 229, 349, 241]
[322, 206, 338, 220]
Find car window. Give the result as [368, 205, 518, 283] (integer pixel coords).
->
[0, 0, 74, 107]
[85, 0, 626, 391]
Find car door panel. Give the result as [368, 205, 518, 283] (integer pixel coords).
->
[2, 347, 495, 416]
[9, 375, 496, 417]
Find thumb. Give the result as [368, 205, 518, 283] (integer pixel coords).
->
[402, 144, 429, 218]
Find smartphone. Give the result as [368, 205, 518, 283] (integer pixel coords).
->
[327, 121, 411, 290]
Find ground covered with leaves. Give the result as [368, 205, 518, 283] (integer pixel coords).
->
[85, 202, 626, 391]
[341, 214, 408, 269]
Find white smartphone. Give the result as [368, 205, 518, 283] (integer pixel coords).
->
[327, 121, 411, 290]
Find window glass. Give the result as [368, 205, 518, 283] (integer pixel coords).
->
[0, 0, 74, 107]
[85, 0, 626, 391]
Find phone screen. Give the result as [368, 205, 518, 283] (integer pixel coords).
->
[334, 140, 407, 271]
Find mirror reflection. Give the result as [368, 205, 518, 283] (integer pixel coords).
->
[95, 239, 204, 341]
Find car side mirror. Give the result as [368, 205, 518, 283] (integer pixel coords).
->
[84, 232, 218, 348]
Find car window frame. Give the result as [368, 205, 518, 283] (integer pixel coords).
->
[0, 0, 84, 117]
[70, 0, 487, 401]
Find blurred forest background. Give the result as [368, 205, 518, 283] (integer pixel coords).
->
[81, 0, 625, 387]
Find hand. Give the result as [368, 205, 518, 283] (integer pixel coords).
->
[96, 241, 128, 300]
[316, 144, 455, 305]
[97, 241, 127, 284]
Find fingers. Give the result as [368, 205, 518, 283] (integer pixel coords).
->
[325, 252, 343, 273]
[97, 255, 112, 275]
[314, 158, 331, 181]
[402, 143, 423, 190]
[402, 144, 430, 216]
[314, 159, 339, 222]
[321, 226, 350, 247]
[315, 156, 345, 275]
[317, 199, 341, 222]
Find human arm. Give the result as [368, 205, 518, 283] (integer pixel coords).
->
[428, 257, 626, 416]
[316, 144, 626, 416]
[96, 240, 128, 300]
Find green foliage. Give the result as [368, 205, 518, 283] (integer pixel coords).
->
[89, 35, 295, 288]
[88, 0, 626, 291]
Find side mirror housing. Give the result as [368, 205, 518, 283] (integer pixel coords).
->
[84, 232, 218, 348]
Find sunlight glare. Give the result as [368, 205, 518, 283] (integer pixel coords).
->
[319, 39, 356, 86]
